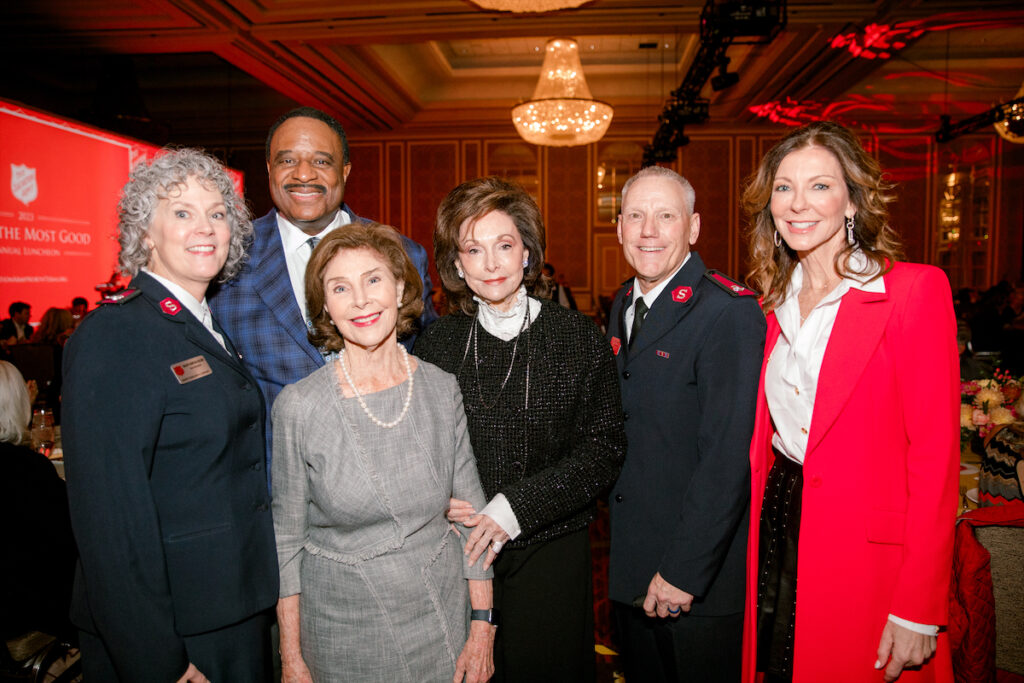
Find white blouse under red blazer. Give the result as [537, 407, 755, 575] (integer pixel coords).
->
[741, 262, 959, 683]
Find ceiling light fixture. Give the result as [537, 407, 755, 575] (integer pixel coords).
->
[469, 0, 589, 12]
[511, 37, 613, 147]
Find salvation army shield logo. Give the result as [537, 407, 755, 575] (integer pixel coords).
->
[11, 164, 38, 206]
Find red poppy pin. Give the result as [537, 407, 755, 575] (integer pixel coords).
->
[160, 298, 182, 315]
[610, 336, 622, 356]
[672, 286, 692, 303]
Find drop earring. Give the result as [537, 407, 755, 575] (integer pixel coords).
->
[846, 215, 856, 245]
[773, 230, 782, 248]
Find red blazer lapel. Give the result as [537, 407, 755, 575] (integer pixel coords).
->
[806, 286, 892, 458]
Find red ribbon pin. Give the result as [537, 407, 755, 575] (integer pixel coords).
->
[610, 336, 622, 356]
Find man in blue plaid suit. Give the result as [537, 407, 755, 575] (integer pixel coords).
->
[209, 107, 437, 476]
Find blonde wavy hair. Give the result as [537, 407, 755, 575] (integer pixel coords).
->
[742, 121, 903, 312]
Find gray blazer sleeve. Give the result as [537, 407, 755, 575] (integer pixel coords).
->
[447, 380, 493, 581]
[271, 383, 310, 598]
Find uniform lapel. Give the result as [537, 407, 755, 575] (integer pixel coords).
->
[135, 273, 252, 380]
[628, 252, 705, 359]
[247, 210, 322, 366]
[805, 283, 892, 458]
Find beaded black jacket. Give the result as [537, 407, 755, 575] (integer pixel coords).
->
[414, 298, 626, 548]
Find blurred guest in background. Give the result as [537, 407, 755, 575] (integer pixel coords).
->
[70, 296, 89, 328]
[0, 360, 76, 642]
[742, 121, 958, 683]
[30, 307, 74, 346]
[273, 222, 494, 682]
[63, 148, 278, 682]
[541, 262, 578, 310]
[416, 177, 625, 682]
[1, 301, 32, 346]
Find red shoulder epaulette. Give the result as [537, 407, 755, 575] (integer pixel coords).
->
[704, 270, 757, 297]
[100, 288, 141, 305]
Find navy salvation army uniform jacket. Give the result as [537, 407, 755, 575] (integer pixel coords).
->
[61, 271, 278, 681]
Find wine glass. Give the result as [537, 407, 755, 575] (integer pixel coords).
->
[30, 408, 55, 457]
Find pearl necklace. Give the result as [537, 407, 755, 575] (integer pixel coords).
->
[337, 344, 414, 429]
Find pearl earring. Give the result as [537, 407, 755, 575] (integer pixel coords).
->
[522, 258, 529, 268]
[457, 268, 464, 279]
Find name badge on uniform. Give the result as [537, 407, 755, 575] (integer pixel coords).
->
[171, 355, 212, 384]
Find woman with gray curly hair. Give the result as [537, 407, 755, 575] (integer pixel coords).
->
[62, 148, 279, 682]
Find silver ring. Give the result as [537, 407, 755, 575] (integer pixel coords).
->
[491, 541, 504, 554]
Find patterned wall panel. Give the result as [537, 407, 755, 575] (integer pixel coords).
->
[734, 136, 758, 281]
[463, 141, 480, 181]
[679, 138, 736, 278]
[346, 142, 383, 221]
[408, 141, 459, 292]
[594, 232, 631, 315]
[387, 143, 404, 230]
[546, 145, 591, 291]
[878, 135, 933, 266]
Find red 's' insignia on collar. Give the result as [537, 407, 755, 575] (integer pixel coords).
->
[610, 336, 622, 356]
[160, 298, 182, 315]
[626, 286, 633, 297]
[672, 286, 692, 303]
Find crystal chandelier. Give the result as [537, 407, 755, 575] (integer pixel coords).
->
[469, 0, 590, 12]
[512, 38, 614, 147]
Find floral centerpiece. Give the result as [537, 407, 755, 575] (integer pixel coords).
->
[960, 369, 1022, 450]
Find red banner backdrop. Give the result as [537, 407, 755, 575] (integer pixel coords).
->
[0, 99, 242, 323]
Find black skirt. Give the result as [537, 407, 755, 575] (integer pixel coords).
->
[756, 450, 803, 683]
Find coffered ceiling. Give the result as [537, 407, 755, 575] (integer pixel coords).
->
[1, 0, 1022, 147]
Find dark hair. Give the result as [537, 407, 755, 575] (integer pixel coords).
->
[434, 177, 546, 316]
[305, 221, 423, 352]
[71, 297, 88, 307]
[8, 302, 29, 317]
[742, 120, 903, 311]
[265, 107, 350, 165]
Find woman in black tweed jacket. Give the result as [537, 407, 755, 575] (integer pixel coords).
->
[414, 176, 626, 682]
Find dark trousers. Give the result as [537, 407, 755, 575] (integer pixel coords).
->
[613, 601, 743, 683]
[79, 609, 273, 682]
[492, 528, 594, 683]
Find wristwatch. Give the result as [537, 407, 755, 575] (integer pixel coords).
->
[470, 608, 501, 627]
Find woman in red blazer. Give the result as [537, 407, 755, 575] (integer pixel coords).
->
[740, 121, 959, 683]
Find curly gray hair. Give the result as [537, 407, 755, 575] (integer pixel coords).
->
[117, 148, 253, 282]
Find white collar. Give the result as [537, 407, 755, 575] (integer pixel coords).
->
[473, 286, 541, 342]
[142, 268, 208, 320]
[631, 252, 691, 309]
[277, 209, 350, 254]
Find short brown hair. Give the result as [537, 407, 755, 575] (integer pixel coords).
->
[742, 120, 903, 311]
[305, 221, 424, 352]
[434, 177, 546, 316]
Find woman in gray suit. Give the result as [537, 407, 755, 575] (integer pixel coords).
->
[272, 221, 495, 683]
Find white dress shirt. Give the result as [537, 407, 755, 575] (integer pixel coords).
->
[764, 252, 937, 637]
[142, 269, 227, 352]
[277, 209, 351, 321]
[623, 253, 691, 343]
